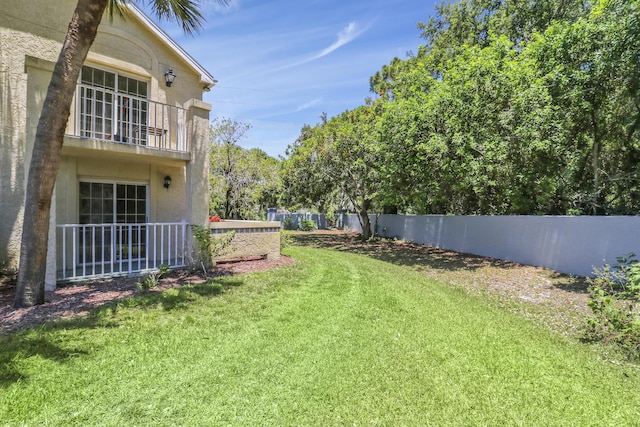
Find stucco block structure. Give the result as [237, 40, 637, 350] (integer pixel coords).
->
[210, 221, 281, 261]
[0, 2, 214, 288]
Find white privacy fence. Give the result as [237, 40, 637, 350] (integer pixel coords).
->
[56, 222, 189, 281]
[342, 214, 640, 277]
[267, 211, 328, 230]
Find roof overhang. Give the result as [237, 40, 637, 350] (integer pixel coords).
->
[126, 4, 217, 90]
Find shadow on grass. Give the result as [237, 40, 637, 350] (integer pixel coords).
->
[0, 276, 244, 388]
[0, 335, 89, 386]
[549, 273, 591, 294]
[292, 233, 502, 270]
[291, 232, 589, 294]
[98, 278, 244, 314]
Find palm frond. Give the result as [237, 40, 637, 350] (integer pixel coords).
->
[107, 0, 230, 35]
[106, 0, 128, 21]
[145, 0, 230, 35]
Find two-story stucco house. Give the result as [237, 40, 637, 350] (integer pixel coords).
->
[0, 1, 214, 289]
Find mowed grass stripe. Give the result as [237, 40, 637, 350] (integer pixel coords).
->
[0, 245, 639, 425]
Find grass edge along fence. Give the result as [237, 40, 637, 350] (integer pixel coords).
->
[344, 214, 640, 277]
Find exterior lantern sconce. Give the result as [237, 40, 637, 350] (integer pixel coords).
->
[163, 175, 172, 190]
[164, 67, 176, 87]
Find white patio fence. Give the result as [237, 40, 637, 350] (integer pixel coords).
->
[342, 214, 640, 277]
[56, 222, 189, 281]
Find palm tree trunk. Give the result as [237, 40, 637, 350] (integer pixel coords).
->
[14, 0, 107, 307]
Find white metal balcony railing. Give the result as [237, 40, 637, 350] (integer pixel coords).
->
[56, 222, 189, 281]
[67, 84, 188, 152]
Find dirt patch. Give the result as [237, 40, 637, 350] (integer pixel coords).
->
[0, 256, 295, 336]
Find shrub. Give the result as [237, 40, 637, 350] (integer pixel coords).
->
[283, 216, 296, 230]
[136, 264, 170, 291]
[280, 229, 292, 250]
[191, 224, 235, 272]
[583, 253, 640, 360]
[299, 218, 317, 231]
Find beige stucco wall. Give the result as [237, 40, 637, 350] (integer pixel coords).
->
[210, 221, 282, 261]
[185, 99, 212, 227]
[222, 232, 281, 261]
[0, 1, 212, 287]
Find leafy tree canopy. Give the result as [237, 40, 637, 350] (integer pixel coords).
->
[289, 0, 640, 222]
[209, 118, 281, 220]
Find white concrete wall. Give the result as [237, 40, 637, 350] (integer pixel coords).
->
[343, 214, 640, 277]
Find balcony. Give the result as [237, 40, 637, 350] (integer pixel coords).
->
[66, 84, 188, 153]
[56, 222, 189, 282]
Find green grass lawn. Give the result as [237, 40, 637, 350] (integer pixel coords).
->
[1, 244, 639, 425]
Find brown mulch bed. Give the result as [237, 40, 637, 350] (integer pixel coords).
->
[0, 256, 295, 336]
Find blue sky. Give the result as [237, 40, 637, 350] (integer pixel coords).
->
[146, 0, 438, 158]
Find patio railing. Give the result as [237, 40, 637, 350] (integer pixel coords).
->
[56, 222, 189, 282]
[67, 84, 187, 152]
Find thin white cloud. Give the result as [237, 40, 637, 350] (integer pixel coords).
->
[295, 98, 323, 112]
[311, 21, 364, 60]
[275, 20, 372, 71]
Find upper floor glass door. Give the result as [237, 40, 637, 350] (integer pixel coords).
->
[78, 66, 149, 145]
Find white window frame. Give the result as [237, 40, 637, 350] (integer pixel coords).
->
[77, 180, 150, 266]
[78, 65, 150, 145]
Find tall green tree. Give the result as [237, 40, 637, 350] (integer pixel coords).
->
[372, 0, 640, 216]
[418, 0, 587, 53]
[528, 0, 640, 213]
[325, 106, 383, 238]
[209, 118, 280, 219]
[209, 117, 250, 219]
[283, 107, 382, 238]
[280, 118, 340, 214]
[371, 0, 588, 100]
[14, 0, 228, 308]
[290, 0, 640, 220]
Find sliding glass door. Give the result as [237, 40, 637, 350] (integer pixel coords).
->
[78, 181, 148, 265]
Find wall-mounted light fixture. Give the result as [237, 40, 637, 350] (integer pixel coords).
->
[203, 78, 219, 92]
[163, 175, 172, 190]
[164, 67, 177, 87]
